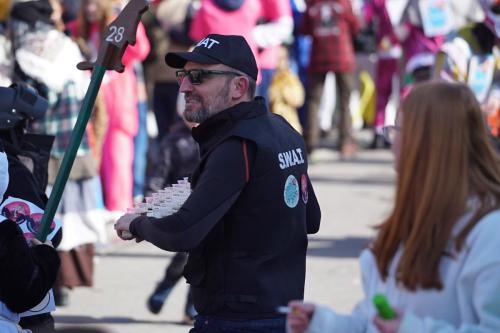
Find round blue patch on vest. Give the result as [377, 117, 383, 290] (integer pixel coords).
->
[284, 175, 299, 208]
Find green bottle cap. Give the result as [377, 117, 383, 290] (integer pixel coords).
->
[373, 294, 396, 320]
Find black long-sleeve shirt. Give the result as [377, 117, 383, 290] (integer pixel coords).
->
[131, 138, 254, 251]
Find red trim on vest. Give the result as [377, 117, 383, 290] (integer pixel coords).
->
[242, 140, 250, 183]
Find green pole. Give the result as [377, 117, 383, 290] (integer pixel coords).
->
[36, 65, 106, 241]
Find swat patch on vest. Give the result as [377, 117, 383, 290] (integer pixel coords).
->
[278, 148, 305, 170]
[301, 174, 308, 204]
[284, 175, 299, 208]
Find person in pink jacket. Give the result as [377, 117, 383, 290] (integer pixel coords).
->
[189, 0, 262, 71]
[363, 0, 402, 149]
[252, 0, 293, 103]
[73, 0, 150, 213]
[189, 0, 293, 102]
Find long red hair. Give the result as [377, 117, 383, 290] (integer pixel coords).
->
[372, 81, 500, 290]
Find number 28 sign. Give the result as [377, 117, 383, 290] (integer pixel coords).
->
[106, 26, 126, 44]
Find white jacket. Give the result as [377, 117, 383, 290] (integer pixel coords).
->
[305, 210, 500, 333]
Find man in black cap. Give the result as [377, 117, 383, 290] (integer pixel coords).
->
[115, 34, 321, 332]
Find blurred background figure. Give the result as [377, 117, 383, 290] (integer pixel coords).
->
[253, 0, 294, 104]
[269, 45, 304, 133]
[301, 0, 360, 158]
[396, 1, 447, 68]
[0, 0, 11, 21]
[144, 110, 199, 325]
[140, 1, 199, 323]
[401, 52, 434, 98]
[189, 0, 261, 78]
[132, 55, 149, 204]
[189, 0, 294, 105]
[288, 0, 311, 130]
[72, 0, 150, 216]
[362, 0, 401, 149]
[142, 0, 195, 143]
[434, 0, 500, 147]
[0, 0, 12, 87]
[147, 251, 196, 325]
[60, 0, 83, 27]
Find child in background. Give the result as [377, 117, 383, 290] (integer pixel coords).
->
[400, 52, 434, 100]
[145, 112, 199, 324]
[269, 46, 304, 134]
[287, 82, 500, 333]
[362, 0, 402, 149]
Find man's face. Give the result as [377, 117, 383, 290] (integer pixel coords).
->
[178, 62, 235, 124]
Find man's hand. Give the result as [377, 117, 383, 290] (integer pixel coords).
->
[114, 213, 140, 240]
[373, 310, 403, 333]
[286, 301, 316, 333]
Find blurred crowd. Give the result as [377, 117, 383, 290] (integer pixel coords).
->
[0, 0, 499, 313]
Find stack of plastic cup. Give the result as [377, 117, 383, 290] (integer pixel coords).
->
[129, 177, 191, 218]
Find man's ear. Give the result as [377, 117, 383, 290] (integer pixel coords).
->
[231, 76, 249, 99]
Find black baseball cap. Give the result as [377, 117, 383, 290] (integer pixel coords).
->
[165, 34, 258, 81]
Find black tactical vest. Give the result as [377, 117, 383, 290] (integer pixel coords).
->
[185, 98, 313, 319]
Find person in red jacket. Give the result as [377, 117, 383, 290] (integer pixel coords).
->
[301, 0, 360, 158]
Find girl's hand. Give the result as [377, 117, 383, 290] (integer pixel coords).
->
[373, 309, 403, 333]
[286, 301, 316, 333]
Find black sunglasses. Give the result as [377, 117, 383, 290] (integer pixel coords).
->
[175, 69, 241, 85]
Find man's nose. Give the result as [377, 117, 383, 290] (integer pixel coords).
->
[179, 76, 194, 93]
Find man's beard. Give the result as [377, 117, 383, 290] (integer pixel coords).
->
[183, 81, 231, 123]
[184, 103, 210, 124]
